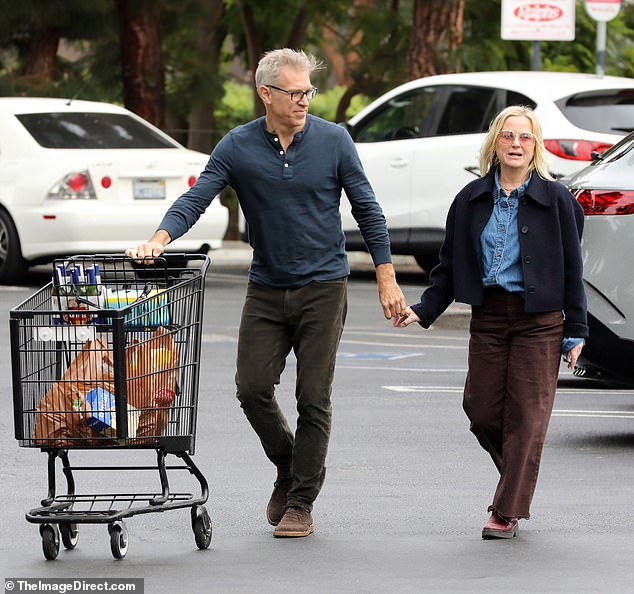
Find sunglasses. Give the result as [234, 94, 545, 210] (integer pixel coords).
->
[498, 130, 535, 145]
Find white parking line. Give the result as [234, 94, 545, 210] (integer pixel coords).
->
[336, 366, 467, 373]
[552, 409, 634, 419]
[383, 386, 463, 392]
[381, 386, 634, 419]
[340, 339, 465, 349]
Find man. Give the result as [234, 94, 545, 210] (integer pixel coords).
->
[126, 48, 406, 538]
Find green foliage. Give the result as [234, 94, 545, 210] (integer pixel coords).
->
[0, 0, 119, 101]
[214, 81, 254, 130]
[224, 0, 350, 62]
[162, 0, 228, 126]
[335, 0, 411, 96]
[0, 0, 112, 38]
[0, 48, 121, 102]
[2, 0, 633, 126]
[462, 0, 634, 77]
[211, 81, 371, 132]
[310, 86, 370, 121]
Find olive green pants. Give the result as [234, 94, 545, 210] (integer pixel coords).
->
[235, 278, 347, 510]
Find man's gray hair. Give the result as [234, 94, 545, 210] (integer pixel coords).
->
[255, 48, 322, 88]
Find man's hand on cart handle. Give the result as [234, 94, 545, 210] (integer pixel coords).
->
[125, 230, 172, 263]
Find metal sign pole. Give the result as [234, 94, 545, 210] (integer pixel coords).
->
[531, 40, 541, 71]
[596, 20, 607, 76]
[584, 0, 622, 77]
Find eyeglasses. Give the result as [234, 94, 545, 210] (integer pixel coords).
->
[498, 130, 535, 145]
[267, 84, 318, 103]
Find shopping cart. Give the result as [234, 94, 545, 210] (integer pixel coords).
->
[10, 254, 212, 560]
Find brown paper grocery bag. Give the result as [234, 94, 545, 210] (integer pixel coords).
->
[33, 338, 115, 447]
[126, 327, 179, 440]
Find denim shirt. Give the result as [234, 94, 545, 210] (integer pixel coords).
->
[480, 169, 582, 355]
[480, 168, 529, 293]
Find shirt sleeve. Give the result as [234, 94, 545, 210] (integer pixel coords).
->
[157, 133, 234, 241]
[337, 130, 392, 265]
[562, 337, 584, 354]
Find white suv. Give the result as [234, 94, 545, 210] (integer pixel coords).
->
[341, 71, 634, 271]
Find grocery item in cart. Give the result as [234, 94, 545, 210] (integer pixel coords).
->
[32, 327, 178, 445]
[33, 338, 115, 446]
[105, 287, 170, 327]
[51, 262, 104, 325]
[126, 326, 179, 440]
[85, 386, 141, 438]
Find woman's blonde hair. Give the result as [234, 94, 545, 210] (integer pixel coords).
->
[479, 105, 553, 180]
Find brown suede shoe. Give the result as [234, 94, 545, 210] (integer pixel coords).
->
[482, 511, 519, 539]
[266, 480, 291, 526]
[273, 506, 314, 538]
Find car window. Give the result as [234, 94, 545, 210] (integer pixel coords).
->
[353, 87, 438, 142]
[436, 86, 497, 135]
[556, 89, 634, 134]
[16, 112, 178, 149]
[505, 91, 536, 110]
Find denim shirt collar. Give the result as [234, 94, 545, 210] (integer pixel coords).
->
[493, 167, 532, 202]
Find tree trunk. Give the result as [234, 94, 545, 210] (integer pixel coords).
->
[240, 2, 265, 119]
[23, 28, 60, 80]
[335, 83, 360, 124]
[187, 0, 228, 153]
[241, 2, 312, 120]
[408, 0, 465, 80]
[115, 0, 165, 127]
[285, 8, 309, 51]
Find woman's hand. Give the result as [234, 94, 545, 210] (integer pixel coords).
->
[564, 342, 584, 369]
[393, 306, 421, 328]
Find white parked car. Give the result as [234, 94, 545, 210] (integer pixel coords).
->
[0, 97, 227, 283]
[563, 132, 634, 386]
[341, 71, 634, 271]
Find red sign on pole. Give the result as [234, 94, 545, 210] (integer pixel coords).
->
[585, 0, 621, 22]
[501, 1, 576, 40]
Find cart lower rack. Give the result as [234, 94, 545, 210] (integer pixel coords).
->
[10, 254, 212, 559]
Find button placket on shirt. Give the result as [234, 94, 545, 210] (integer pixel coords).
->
[271, 135, 294, 179]
[489, 194, 514, 279]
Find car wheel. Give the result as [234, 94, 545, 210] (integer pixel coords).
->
[0, 209, 26, 284]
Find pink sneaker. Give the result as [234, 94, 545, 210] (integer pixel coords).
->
[482, 511, 519, 539]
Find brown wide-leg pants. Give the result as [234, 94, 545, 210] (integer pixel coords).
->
[463, 287, 563, 520]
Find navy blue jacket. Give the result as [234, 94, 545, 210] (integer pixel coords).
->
[411, 171, 588, 338]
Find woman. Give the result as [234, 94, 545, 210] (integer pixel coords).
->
[395, 105, 587, 539]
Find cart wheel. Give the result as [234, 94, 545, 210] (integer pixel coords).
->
[108, 522, 128, 559]
[60, 522, 79, 549]
[40, 524, 60, 560]
[191, 505, 212, 549]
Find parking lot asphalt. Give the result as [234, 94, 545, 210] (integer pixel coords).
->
[2, 250, 633, 593]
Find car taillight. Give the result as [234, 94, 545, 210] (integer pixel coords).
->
[572, 189, 634, 215]
[188, 175, 197, 187]
[47, 170, 97, 200]
[544, 140, 613, 161]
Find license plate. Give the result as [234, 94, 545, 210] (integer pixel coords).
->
[133, 179, 166, 199]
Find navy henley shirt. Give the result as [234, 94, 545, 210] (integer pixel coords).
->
[158, 115, 392, 288]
